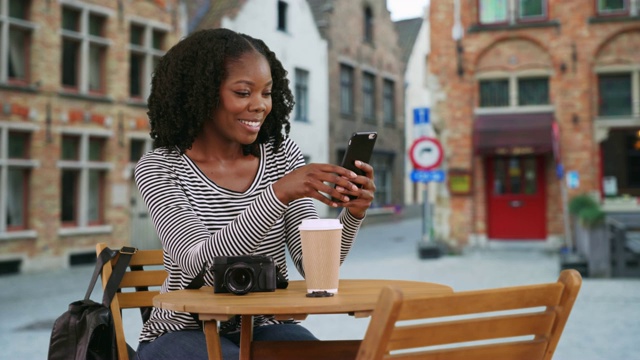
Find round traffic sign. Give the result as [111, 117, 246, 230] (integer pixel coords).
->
[409, 137, 443, 170]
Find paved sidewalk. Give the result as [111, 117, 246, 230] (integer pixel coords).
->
[1, 216, 639, 359]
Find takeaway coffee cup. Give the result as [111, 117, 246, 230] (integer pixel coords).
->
[299, 219, 343, 295]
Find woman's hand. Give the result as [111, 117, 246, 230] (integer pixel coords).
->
[272, 163, 360, 207]
[337, 161, 375, 219]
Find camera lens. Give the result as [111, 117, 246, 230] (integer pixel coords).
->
[225, 263, 254, 295]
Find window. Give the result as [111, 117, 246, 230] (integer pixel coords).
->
[596, 0, 640, 16]
[129, 21, 167, 100]
[364, 6, 373, 43]
[479, 0, 547, 24]
[383, 79, 395, 125]
[59, 131, 112, 230]
[598, 73, 636, 117]
[479, 76, 550, 108]
[0, 0, 35, 85]
[61, 4, 110, 94]
[363, 72, 376, 123]
[294, 68, 309, 122]
[370, 154, 393, 206]
[277, 1, 288, 31]
[601, 129, 640, 196]
[340, 64, 354, 116]
[0, 125, 38, 236]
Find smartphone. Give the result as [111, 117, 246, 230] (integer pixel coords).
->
[337, 131, 377, 200]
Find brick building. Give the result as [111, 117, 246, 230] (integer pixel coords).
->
[308, 0, 406, 209]
[429, 0, 640, 248]
[0, 0, 185, 273]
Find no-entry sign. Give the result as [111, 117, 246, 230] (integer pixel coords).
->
[409, 137, 443, 170]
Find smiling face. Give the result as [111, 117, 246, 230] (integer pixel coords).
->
[210, 50, 273, 146]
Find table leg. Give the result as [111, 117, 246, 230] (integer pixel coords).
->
[239, 315, 254, 360]
[203, 320, 222, 360]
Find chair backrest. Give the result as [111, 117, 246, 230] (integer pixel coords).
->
[357, 269, 582, 360]
[96, 243, 166, 360]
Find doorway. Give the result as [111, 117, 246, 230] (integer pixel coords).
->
[486, 155, 546, 239]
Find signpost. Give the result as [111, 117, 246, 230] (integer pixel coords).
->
[409, 136, 443, 259]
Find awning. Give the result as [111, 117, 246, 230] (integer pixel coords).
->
[473, 112, 555, 155]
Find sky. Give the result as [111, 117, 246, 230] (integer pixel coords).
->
[386, 0, 430, 21]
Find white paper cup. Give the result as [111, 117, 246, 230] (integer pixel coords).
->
[299, 219, 343, 294]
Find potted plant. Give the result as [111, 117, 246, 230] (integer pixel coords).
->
[568, 193, 609, 277]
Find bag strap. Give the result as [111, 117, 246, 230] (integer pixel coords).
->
[101, 246, 137, 307]
[84, 247, 119, 301]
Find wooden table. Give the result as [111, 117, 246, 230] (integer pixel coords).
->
[153, 279, 452, 360]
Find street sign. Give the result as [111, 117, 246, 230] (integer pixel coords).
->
[413, 108, 430, 125]
[409, 137, 443, 170]
[566, 171, 579, 189]
[411, 170, 446, 183]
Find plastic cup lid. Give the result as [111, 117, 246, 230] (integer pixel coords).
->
[298, 219, 343, 231]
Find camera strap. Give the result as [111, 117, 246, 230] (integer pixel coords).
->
[184, 262, 209, 329]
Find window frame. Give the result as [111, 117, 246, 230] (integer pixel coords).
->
[475, 71, 553, 114]
[277, 0, 288, 32]
[340, 64, 355, 117]
[383, 78, 395, 126]
[362, 71, 376, 123]
[0, 121, 39, 240]
[478, 0, 549, 25]
[595, 0, 639, 17]
[595, 66, 640, 119]
[294, 68, 309, 122]
[128, 17, 169, 102]
[59, 1, 113, 96]
[0, 0, 37, 86]
[363, 5, 374, 43]
[57, 128, 113, 236]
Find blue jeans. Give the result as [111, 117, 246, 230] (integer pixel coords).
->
[136, 324, 318, 360]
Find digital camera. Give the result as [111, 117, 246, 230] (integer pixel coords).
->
[211, 255, 278, 295]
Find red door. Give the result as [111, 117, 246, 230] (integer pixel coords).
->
[487, 155, 546, 240]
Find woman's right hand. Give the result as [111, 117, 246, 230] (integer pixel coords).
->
[272, 163, 359, 207]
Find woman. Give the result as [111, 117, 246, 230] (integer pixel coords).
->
[134, 28, 376, 359]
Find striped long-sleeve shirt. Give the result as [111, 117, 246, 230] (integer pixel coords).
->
[135, 138, 363, 342]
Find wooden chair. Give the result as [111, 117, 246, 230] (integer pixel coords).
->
[96, 243, 167, 360]
[356, 269, 582, 360]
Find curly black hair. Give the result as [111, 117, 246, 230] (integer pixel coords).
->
[147, 28, 294, 156]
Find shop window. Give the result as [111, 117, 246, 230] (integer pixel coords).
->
[340, 64, 354, 116]
[61, 4, 110, 95]
[369, 154, 393, 207]
[1, 0, 35, 85]
[601, 129, 640, 196]
[1, 128, 37, 233]
[129, 22, 167, 101]
[294, 68, 309, 122]
[479, 0, 547, 25]
[598, 73, 633, 116]
[492, 156, 537, 195]
[59, 132, 112, 228]
[383, 79, 395, 126]
[362, 71, 376, 123]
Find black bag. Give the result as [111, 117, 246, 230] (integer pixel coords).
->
[48, 247, 137, 360]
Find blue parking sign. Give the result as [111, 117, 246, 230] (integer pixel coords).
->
[411, 170, 445, 183]
[413, 108, 430, 125]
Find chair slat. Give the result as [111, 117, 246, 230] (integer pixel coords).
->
[398, 284, 563, 321]
[385, 339, 548, 360]
[120, 270, 167, 288]
[388, 311, 556, 350]
[117, 291, 161, 309]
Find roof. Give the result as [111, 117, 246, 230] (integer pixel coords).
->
[191, 0, 247, 32]
[394, 17, 423, 64]
[306, 0, 333, 38]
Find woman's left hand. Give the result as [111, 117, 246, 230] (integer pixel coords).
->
[337, 160, 375, 219]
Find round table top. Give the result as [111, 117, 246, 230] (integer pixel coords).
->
[153, 279, 452, 317]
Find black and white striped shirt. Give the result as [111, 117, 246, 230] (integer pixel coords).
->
[135, 138, 363, 342]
